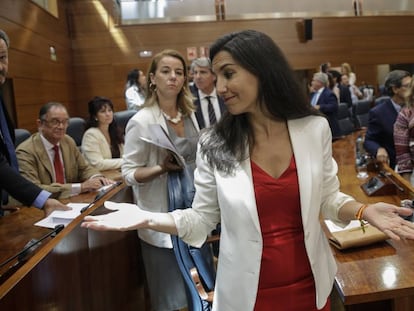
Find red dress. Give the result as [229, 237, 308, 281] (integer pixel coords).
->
[251, 157, 330, 311]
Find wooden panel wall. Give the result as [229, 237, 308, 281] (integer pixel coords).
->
[0, 0, 74, 133]
[69, 1, 414, 115]
[2, 0, 414, 131]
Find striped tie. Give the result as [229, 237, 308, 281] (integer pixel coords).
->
[205, 96, 216, 126]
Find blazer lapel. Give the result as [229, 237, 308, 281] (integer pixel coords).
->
[288, 119, 313, 227]
[33, 133, 54, 180]
[238, 157, 262, 234]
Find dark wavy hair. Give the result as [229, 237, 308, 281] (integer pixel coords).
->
[200, 29, 319, 174]
[126, 68, 145, 93]
[86, 96, 123, 158]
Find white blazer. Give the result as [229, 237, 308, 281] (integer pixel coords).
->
[172, 115, 354, 310]
[81, 127, 124, 171]
[122, 104, 200, 248]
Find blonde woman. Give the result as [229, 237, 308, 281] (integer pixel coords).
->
[341, 62, 357, 86]
[121, 50, 200, 311]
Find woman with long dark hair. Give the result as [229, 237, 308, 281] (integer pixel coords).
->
[125, 68, 147, 110]
[83, 30, 414, 311]
[82, 96, 124, 171]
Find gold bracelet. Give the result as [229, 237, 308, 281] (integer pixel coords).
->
[355, 204, 369, 233]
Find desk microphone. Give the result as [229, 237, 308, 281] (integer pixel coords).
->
[80, 181, 122, 213]
[0, 224, 64, 270]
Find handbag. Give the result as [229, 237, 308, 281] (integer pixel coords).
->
[326, 220, 388, 250]
[167, 166, 216, 311]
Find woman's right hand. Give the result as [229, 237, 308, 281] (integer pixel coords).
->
[160, 153, 183, 173]
[81, 201, 178, 235]
[81, 201, 150, 231]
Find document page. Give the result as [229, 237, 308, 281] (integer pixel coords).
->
[140, 123, 185, 168]
[35, 203, 88, 229]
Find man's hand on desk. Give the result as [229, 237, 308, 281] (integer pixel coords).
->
[43, 198, 71, 217]
[81, 177, 115, 193]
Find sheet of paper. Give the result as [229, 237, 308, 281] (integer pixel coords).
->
[324, 219, 361, 233]
[140, 124, 185, 168]
[34, 203, 89, 229]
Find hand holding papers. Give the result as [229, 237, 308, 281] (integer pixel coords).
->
[325, 220, 388, 250]
[140, 124, 185, 169]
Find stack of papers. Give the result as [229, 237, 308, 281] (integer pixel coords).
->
[35, 203, 88, 229]
[324, 219, 362, 232]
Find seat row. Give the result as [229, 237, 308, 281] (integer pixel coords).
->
[336, 96, 390, 137]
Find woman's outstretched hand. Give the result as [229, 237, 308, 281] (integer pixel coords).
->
[81, 201, 150, 231]
[364, 202, 414, 240]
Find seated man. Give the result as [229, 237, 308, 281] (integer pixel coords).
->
[16, 102, 114, 199]
[364, 70, 412, 169]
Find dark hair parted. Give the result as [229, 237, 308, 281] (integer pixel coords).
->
[384, 70, 411, 97]
[86, 96, 123, 158]
[199, 29, 319, 174]
[126, 68, 145, 90]
[144, 49, 195, 116]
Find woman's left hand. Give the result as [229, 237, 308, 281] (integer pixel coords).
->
[363, 202, 414, 240]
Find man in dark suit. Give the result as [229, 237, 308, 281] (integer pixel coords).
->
[0, 29, 69, 216]
[364, 70, 412, 169]
[190, 57, 226, 129]
[310, 72, 341, 138]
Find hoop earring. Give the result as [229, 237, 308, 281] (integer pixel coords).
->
[150, 82, 157, 91]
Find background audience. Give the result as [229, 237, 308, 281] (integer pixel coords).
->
[341, 62, 357, 86]
[394, 76, 414, 183]
[125, 68, 147, 111]
[310, 72, 341, 138]
[364, 70, 412, 169]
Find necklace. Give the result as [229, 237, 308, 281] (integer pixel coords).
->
[161, 109, 182, 124]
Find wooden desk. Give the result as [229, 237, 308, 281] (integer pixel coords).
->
[332, 132, 414, 311]
[0, 182, 149, 310]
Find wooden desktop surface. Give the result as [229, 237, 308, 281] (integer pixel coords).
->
[331, 132, 414, 311]
[0, 175, 149, 310]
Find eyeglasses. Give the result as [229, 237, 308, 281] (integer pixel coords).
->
[41, 118, 69, 127]
[401, 83, 411, 88]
